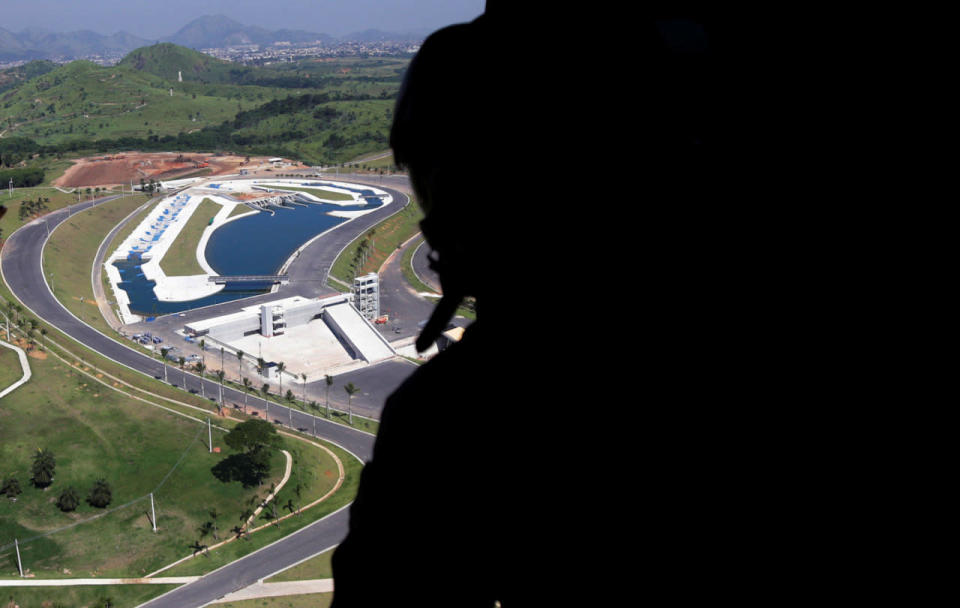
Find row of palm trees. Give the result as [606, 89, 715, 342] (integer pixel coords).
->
[157, 340, 362, 426]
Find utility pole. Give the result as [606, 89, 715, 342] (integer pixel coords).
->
[15, 538, 23, 577]
[150, 493, 157, 532]
[208, 418, 213, 453]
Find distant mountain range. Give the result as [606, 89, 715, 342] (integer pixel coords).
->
[0, 15, 425, 62]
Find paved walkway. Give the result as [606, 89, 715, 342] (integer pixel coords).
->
[0, 576, 333, 603]
[0, 577, 198, 586]
[211, 579, 333, 602]
[0, 337, 31, 398]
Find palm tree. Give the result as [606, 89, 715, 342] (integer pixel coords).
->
[178, 356, 186, 390]
[216, 369, 225, 413]
[160, 347, 170, 383]
[32, 448, 56, 488]
[236, 349, 244, 384]
[242, 377, 251, 413]
[325, 374, 333, 417]
[195, 362, 206, 398]
[301, 373, 308, 403]
[262, 383, 270, 420]
[276, 361, 285, 400]
[209, 508, 220, 539]
[198, 520, 214, 543]
[344, 382, 359, 425]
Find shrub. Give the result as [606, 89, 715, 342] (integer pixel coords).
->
[1, 477, 22, 498]
[87, 479, 112, 508]
[57, 487, 80, 512]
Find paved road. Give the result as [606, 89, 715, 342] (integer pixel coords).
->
[1, 191, 381, 608]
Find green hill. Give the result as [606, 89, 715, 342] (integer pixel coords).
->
[0, 59, 57, 94]
[0, 44, 407, 165]
[117, 42, 235, 83]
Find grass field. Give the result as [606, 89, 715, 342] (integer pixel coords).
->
[41, 193, 152, 335]
[158, 198, 221, 277]
[260, 184, 353, 202]
[330, 195, 422, 284]
[268, 546, 334, 582]
[217, 593, 332, 608]
[0, 338, 347, 582]
[0, 343, 23, 390]
[0, 187, 89, 246]
[0, 348, 280, 579]
[0, 583, 179, 608]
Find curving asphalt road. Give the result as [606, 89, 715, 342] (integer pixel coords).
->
[0, 186, 395, 607]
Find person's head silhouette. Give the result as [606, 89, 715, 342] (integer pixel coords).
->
[390, 12, 535, 351]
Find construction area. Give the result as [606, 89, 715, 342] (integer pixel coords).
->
[53, 152, 305, 189]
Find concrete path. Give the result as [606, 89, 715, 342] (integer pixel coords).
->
[0, 338, 31, 398]
[211, 579, 333, 602]
[0, 577, 198, 586]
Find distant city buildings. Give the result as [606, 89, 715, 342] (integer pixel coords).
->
[0, 40, 419, 70]
[202, 40, 420, 64]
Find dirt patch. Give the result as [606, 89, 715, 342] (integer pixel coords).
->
[27, 350, 47, 360]
[53, 152, 279, 188]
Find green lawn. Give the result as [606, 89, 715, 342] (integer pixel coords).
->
[0, 349, 279, 579]
[41, 193, 151, 336]
[259, 184, 353, 201]
[229, 203, 255, 219]
[0, 343, 23, 390]
[158, 198, 222, 277]
[0, 583, 179, 608]
[0, 342, 348, 581]
[330, 195, 422, 284]
[0, 188, 86, 246]
[217, 593, 332, 608]
[159, 436, 361, 578]
[268, 547, 334, 582]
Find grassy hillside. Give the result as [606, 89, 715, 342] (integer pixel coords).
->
[0, 44, 406, 165]
[0, 59, 57, 94]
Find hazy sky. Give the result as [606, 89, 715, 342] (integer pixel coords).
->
[1, 0, 486, 39]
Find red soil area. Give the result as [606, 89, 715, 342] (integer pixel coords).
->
[54, 152, 283, 188]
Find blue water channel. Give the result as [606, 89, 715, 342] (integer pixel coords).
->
[113, 182, 385, 317]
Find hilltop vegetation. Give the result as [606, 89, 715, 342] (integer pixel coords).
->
[0, 59, 57, 94]
[0, 43, 406, 165]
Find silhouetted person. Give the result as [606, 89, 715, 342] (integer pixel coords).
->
[332, 5, 739, 607]
[330, 6, 562, 607]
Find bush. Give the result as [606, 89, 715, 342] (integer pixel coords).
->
[57, 487, 80, 512]
[87, 479, 112, 508]
[1, 477, 22, 498]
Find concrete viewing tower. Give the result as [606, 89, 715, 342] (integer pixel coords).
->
[353, 273, 380, 320]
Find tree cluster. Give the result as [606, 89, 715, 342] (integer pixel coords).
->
[0, 166, 44, 187]
[17, 195, 49, 221]
[4, 448, 114, 512]
[211, 419, 282, 488]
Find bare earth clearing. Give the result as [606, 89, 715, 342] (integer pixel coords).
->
[53, 152, 306, 188]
